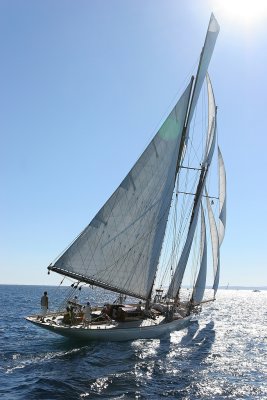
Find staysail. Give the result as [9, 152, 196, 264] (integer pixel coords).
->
[191, 203, 207, 304]
[205, 186, 220, 294]
[213, 146, 226, 294]
[49, 82, 193, 300]
[218, 146, 226, 245]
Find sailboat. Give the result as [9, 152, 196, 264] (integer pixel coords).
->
[26, 13, 226, 341]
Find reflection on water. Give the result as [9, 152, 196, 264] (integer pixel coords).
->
[180, 320, 200, 345]
[113, 320, 217, 399]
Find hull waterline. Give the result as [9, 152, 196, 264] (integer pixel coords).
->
[26, 316, 191, 342]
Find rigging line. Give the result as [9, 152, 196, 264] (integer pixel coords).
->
[57, 286, 78, 313]
[190, 103, 202, 165]
[177, 170, 199, 242]
[158, 226, 174, 283]
[177, 163, 191, 239]
[158, 183, 180, 281]
[187, 94, 209, 170]
[149, 160, 193, 293]
[159, 184, 182, 287]
[159, 183, 196, 289]
[167, 169, 199, 289]
[178, 191, 218, 200]
[158, 189, 179, 287]
[176, 171, 193, 250]
[179, 165, 202, 171]
[157, 210, 173, 280]
[171, 185, 179, 267]
[173, 85, 198, 246]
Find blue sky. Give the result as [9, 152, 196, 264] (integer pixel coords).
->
[1, 0, 266, 287]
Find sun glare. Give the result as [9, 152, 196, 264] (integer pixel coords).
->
[212, 0, 267, 27]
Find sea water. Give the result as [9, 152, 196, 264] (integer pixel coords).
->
[0, 285, 266, 399]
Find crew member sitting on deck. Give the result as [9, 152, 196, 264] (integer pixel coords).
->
[101, 303, 112, 320]
[62, 306, 74, 325]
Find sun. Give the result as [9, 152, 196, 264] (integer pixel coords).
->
[211, 0, 267, 27]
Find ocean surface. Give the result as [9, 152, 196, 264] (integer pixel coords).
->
[0, 285, 266, 400]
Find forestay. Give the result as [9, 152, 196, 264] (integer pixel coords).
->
[49, 82, 193, 300]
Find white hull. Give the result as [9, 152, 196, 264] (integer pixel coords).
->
[26, 315, 191, 342]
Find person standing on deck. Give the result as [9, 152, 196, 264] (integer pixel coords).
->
[83, 302, 92, 325]
[40, 291, 48, 320]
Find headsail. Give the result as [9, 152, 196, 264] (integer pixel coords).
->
[218, 147, 226, 245]
[186, 14, 220, 127]
[213, 146, 226, 294]
[49, 82, 193, 300]
[191, 203, 207, 304]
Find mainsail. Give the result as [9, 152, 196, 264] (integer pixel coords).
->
[49, 82, 193, 300]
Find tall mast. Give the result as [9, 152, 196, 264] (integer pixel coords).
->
[167, 100, 217, 299]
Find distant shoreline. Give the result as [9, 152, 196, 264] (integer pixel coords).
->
[0, 283, 266, 291]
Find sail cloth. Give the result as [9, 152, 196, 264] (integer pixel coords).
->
[206, 73, 216, 159]
[218, 147, 226, 245]
[191, 203, 207, 304]
[205, 187, 220, 294]
[50, 82, 193, 300]
[186, 14, 220, 127]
